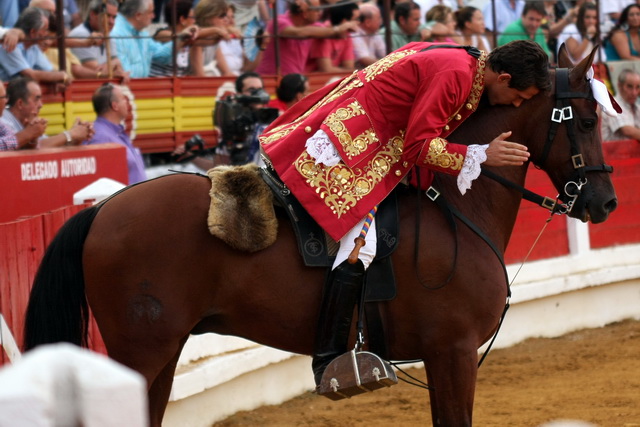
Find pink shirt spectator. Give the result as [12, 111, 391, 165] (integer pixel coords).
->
[306, 33, 355, 72]
[257, 12, 325, 75]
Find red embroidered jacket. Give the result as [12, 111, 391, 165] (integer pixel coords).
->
[260, 42, 488, 241]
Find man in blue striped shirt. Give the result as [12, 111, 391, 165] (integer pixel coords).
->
[111, 0, 198, 78]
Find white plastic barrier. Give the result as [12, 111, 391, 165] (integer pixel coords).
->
[0, 343, 148, 427]
[73, 177, 126, 205]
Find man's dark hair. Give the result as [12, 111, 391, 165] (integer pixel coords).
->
[328, 0, 358, 26]
[488, 40, 551, 92]
[290, 0, 313, 16]
[6, 76, 37, 107]
[88, 0, 119, 14]
[164, 0, 194, 26]
[394, 2, 419, 25]
[15, 7, 47, 34]
[92, 83, 118, 115]
[235, 71, 262, 94]
[522, 0, 545, 17]
[277, 73, 307, 103]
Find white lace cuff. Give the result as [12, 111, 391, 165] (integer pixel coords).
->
[305, 130, 341, 166]
[457, 144, 488, 195]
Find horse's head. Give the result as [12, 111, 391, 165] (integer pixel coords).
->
[527, 44, 617, 224]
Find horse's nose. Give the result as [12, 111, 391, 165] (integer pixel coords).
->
[605, 197, 618, 214]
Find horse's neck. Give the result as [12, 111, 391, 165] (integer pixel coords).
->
[433, 163, 526, 254]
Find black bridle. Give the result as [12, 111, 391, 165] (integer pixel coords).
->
[483, 67, 613, 216]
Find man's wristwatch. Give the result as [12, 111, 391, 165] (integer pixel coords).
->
[63, 130, 73, 145]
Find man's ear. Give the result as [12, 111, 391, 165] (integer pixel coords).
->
[497, 73, 512, 83]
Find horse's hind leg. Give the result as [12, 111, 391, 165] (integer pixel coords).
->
[424, 347, 478, 426]
[145, 336, 189, 427]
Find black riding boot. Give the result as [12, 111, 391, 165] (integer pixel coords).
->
[312, 259, 365, 386]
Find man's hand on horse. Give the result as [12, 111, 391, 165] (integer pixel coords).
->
[484, 131, 530, 166]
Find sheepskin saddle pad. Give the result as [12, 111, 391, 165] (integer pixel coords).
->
[207, 164, 278, 252]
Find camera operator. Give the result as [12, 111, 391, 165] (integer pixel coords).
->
[214, 72, 279, 166]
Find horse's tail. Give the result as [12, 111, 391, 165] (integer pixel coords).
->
[23, 205, 100, 351]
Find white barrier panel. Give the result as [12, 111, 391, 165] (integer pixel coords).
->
[0, 343, 148, 427]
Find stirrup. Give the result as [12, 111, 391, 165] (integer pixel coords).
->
[316, 350, 398, 401]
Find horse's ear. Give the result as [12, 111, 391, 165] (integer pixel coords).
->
[569, 44, 598, 82]
[557, 43, 573, 68]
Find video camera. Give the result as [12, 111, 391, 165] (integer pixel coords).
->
[213, 88, 279, 165]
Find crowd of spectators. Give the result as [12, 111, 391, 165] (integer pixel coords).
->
[2, 0, 640, 157]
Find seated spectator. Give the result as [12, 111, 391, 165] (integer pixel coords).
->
[603, 4, 640, 61]
[455, 6, 491, 52]
[556, 3, 604, 63]
[482, 0, 523, 38]
[151, 0, 195, 76]
[0, 26, 24, 52]
[28, 0, 87, 46]
[601, 69, 640, 142]
[1, 76, 92, 149]
[425, 4, 459, 43]
[0, 79, 22, 151]
[256, 0, 358, 75]
[111, 0, 198, 78]
[352, 2, 385, 68]
[190, 0, 233, 77]
[43, 11, 108, 79]
[390, 2, 423, 51]
[215, 4, 265, 76]
[541, 0, 576, 59]
[307, 0, 358, 73]
[268, 73, 309, 113]
[0, 7, 69, 84]
[498, 1, 551, 57]
[85, 83, 147, 184]
[600, 0, 636, 34]
[68, 0, 129, 81]
[414, 0, 463, 25]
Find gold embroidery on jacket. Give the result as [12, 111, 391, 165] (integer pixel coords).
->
[363, 50, 417, 82]
[260, 72, 363, 145]
[466, 50, 488, 112]
[424, 137, 464, 170]
[295, 133, 405, 217]
[323, 100, 379, 159]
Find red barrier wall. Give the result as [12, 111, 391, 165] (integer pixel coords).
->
[0, 204, 106, 366]
[0, 144, 128, 223]
[504, 139, 640, 264]
[590, 140, 640, 248]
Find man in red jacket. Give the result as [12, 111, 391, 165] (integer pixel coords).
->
[259, 40, 551, 387]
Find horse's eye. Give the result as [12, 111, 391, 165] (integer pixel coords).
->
[581, 119, 596, 130]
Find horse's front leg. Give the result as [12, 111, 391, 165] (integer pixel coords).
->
[424, 345, 478, 426]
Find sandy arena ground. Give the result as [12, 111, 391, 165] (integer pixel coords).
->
[215, 319, 640, 426]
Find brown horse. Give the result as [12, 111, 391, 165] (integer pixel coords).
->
[24, 47, 616, 426]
